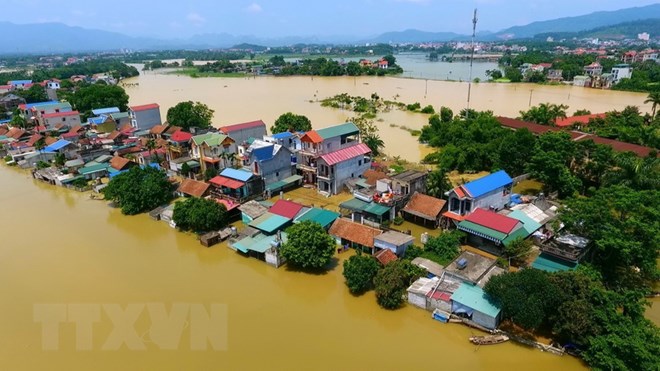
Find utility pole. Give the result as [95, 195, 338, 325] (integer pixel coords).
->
[528, 89, 534, 107]
[466, 8, 478, 119]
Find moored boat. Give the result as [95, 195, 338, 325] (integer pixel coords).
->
[469, 334, 509, 345]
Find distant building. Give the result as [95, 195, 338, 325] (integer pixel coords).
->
[0, 94, 25, 111]
[638, 32, 650, 41]
[546, 69, 563, 83]
[583, 62, 602, 76]
[611, 64, 633, 84]
[129, 103, 161, 131]
[42, 111, 81, 131]
[219, 120, 267, 148]
[9, 80, 32, 90]
[572, 75, 592, 87]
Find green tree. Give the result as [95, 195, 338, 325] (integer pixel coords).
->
[280, 221, 336, 270]
[573, 109, 591, 116]
[486, 69, 503, 80]
[342, 253, 381, 295]
[16, 84, 48, 103]
[351, 115, 384, 156]
[425, 168, 451, 199]
[643, 91, 660, 118]
[103, 166, 174, 215]
[424, 231, 463, 264]
[420, 105, 435, 114]
[269, 55, 286, 66]
[504, 66, 523, 82]
[519, 103, 568, 126]
[559, 186, 659, 291]
[382, 55, 396, 67]
[602, 152, 659, 191]
[502, 237, 533, 266]
[496, 128, 536, 176]
[439, 107, 453, 122]
[204, 167, 217, 181]
[10, 112, 27, 128]
[67, 84, 129, 119]
[374, 260, 424, 309]
[166, 101, 214, 132]
[53, 153, 65, 168]
[172, 197, 228, 233]
[270, 112, 312, 134]
[145, 138, 159, 164]
[526, 131, 581, 198]
[180, 162, 192, 179]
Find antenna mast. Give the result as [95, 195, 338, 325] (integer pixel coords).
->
[466, 8, 478, 117]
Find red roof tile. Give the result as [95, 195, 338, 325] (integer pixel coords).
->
[170, 130, 192, 142]
[209, 176, 244, 189]
[42, 110, 79, 119]
[130, 103, 159, 112]
[219, 120, 265, 133]
[110, 156, 133, 171]
[453, 186, 466, 199]
[320, 143, 371, 166]
[402, 192, 447, 220]
[328, 218, 382, 248]
[300, 130, 323, 143]
[149, 124, 168, 135]
[577, 135, 656, 158]
[177, 178, 210, 198]
[554, 114, 606, 127]
[374, 249, 398, 266]
[442, 211, 465, 221]
[269, 200, 304, 219]
[465, 208, 520, 234]
[26, 134, 42, 146]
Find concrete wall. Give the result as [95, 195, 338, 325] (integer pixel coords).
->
[253, 147, 294, 184]
[226, 126, 266, 146]
[407, 292, 427, 309]
[133, 109, 161, 131]
[472, 187, 511, 212]
[44, 114, 81, 130]
[472, 310, 499, 330]
[320, 154, 370, 194]
[374, 239, 411, 256]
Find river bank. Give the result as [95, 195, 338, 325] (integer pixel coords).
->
[124, 69, 652, 163]
[0, 164, 590, 370]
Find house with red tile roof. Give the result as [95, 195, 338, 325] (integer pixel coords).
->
[128, 103, 161, 131]
[219, 120, 267, 146]
[554, 113, 606, 128]
[328, 218, 383, 254]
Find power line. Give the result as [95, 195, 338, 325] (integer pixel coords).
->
[466, 8, 478, 118]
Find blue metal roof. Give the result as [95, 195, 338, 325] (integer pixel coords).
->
[271, 131, 293, 139]
[92, 107, 120, 115]
[22, 101, 59, 110]
[220, 168, 253, 182]
[252, 145, 274, 161]
[44, 139, 72, 152]
[88, 116, 106, 125]
[463, 170, 512, 198]
[9, 80, 32, 85]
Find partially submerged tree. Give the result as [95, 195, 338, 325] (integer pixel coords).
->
[374, 260, 425, 310]
[342, 253, 381, 295]
[280, 221, 336, 270]
[103, 166, 174, 215]
[173, 197, 228, 233]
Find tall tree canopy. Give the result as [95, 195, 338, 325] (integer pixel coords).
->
[16, 84, 48, 103]
[270, 112, 312, 134]
[518, 103, 568, 126]
[103, 166, 174, 215]
[166, 101, 214, 132]
[67, 84, 129, 119]
[280, 221, 335, 270]
[173, 197, 228, 233]
[342, 254, 381, 295]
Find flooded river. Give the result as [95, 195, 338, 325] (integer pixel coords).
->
[124, 68, 651, 162]
[0, 166, 589, 370]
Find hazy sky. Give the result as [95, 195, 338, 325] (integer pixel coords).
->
[3, 0, 658, 38]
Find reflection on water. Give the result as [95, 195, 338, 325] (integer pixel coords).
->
[126, 69, 651, 163]
[0, 166, 587, 370]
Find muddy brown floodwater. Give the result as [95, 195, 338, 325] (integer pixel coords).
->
[124, 69, 651, 163]
[0, 166, 589, 370]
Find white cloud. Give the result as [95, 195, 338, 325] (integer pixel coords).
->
[245, 3, 263, 13]
[186, 12, 206, 25]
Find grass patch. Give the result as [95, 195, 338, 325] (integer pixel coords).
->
[493, 78, 511, 83]
[513, 179, 544, 195]
[420, 251, 454, 267]
[167, 68, 247, 78]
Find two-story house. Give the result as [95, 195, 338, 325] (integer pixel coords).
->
[190, 132, 237, 174]
[298, 122, 372, 195]
[246, 139, 295, 184]
[42, 111, 81, 131]
[129, 103, 161, 131]
[443, 170, 513, 223]
[610, 64, 633, 85]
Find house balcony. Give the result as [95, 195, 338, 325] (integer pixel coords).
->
[297, 163, 317, 172]
[317, 172, 333, 181]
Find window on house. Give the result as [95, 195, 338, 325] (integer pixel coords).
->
[276, 172, 279, 177]
[358, 160, 362, 166]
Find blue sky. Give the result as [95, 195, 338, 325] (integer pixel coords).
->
[3, 0, 658, 38]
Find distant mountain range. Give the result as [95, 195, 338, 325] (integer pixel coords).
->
[0, 4, 658, 54]
[534, 18, 660, 41]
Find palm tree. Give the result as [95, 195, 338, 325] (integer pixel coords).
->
[643, 92, 660, 119]
[603, 152, 660, 191]
[426, 169, 451, 199]
[362, 134, 384, 157]
[145, 138, 159, 164]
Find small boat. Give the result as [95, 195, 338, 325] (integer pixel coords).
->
[469, 335, 509, 345]
[432, 309, 450, 323]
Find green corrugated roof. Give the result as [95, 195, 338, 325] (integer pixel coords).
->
[315, 122, 359, 140]
[295, 208, 340, 228]
[110, 112, 129, 119]
[339, 197, 391, 216]
[507, 210, 542, 235]
[457, 220, 507, 241]
[450, 283, 501, 318]
[501, 227, 531, 246]
[248, 212, 291, 233]
[265, 174, 303, 192]
[78, 163, 110, 175]
[191, 132, 229, 147]
[532, 253, 578, 273]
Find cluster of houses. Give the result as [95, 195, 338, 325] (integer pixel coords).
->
[517, 61, 633, 87]
[1, 96, 600, 333]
